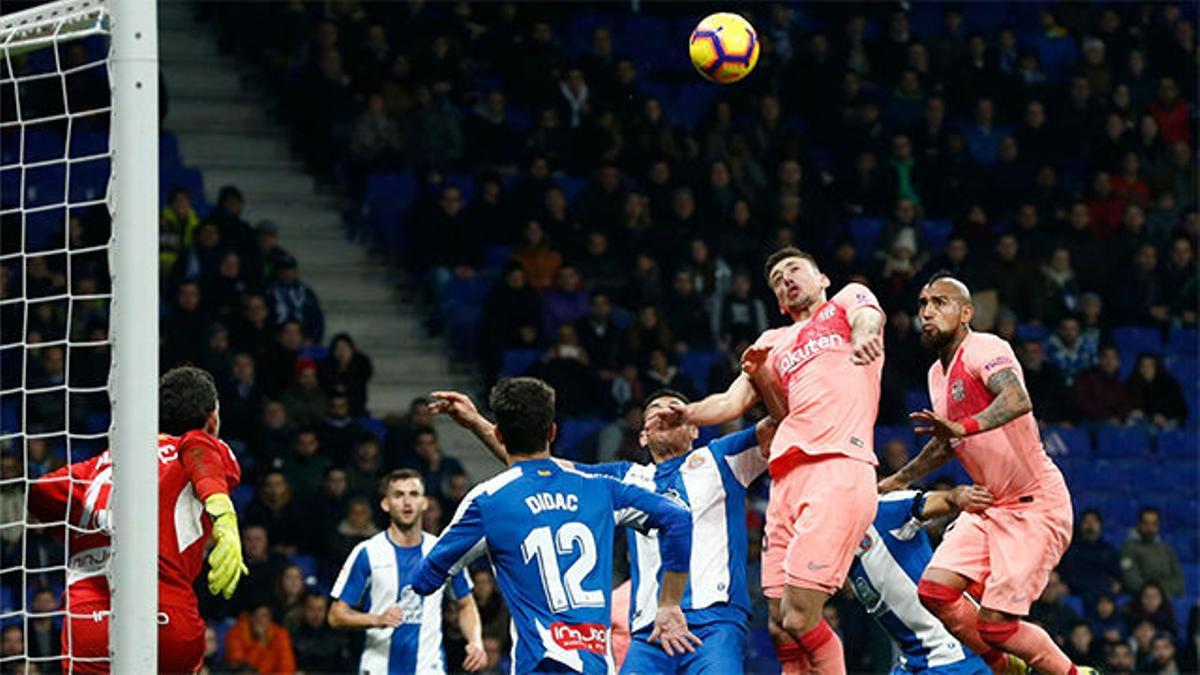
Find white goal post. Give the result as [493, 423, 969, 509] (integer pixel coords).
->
[0, 0, 157, 671]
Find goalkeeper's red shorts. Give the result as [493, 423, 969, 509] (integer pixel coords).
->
[62, 602, 206, 674]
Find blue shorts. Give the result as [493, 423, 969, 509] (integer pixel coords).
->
[892, 655, 991, 675]
[621, 621, 747, 674]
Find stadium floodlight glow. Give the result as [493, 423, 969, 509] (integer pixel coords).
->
[0, 0, 158, 671]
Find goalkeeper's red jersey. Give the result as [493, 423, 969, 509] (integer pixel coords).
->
[28, 431, 241, 611]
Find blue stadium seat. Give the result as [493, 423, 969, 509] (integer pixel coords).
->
[68, 130, 107, 159]
[1156, 428, 1196, 459]
[1093, 426, 1151, 459]
[68, 157, 111, 203]
[554, 174, 587, 205]
[484, 245, 513, 270]
[848, 218, 884, 263]
[1042, 426, 1091, 459]
[500, 349, 542, 378]
[25, 164, 66, 207]
[1063, 595, 1085, 618]
[23, 130, 65, 162]
[1112, 326, 1163, 361]
[359, 417, 387, 444]
[288, 554, 320, 583]
[84, 411, 110, 434]
[231, 484, 255, 513]
[1016, 323, 1049, 343]
[1184, 564, 1200, 598]
[1168, 328, 1198, 356]
[297, 346, 329, 361]
[1087, 495, 1140, 532]
[159, 130, 181, 169]
[905, 389, 932, 413]
[921, 219, 953, 255]
[678, 350, 721, 396]
[554, 417, 608, 460]
[1166, 531, 1198, 565]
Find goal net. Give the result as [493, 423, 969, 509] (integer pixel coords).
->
[1, 0, 158, 671]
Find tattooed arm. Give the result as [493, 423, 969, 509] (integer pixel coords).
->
[878, 436, 954, 492]
[910, 367, 1033, 439]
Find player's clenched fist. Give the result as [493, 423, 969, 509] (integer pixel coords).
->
[850, 331, 884, 365]
[204, 493, 249, 599]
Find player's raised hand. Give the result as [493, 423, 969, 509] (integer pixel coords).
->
[910, 409, 966, 439]
[740, 345, 772, 376]
[430, 391, 481, 427]
[645, 399, 688, 429]
[376, 605, 405, 628]
[950, 485, 994, 513]
[648, 605, 702, 656]
[462, 641, 487, 671]
[850, 330, 884, 365]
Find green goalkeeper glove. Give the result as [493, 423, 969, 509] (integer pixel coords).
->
[204, 493, 249, 599]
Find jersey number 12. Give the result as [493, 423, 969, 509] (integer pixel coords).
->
[522, 523, 604, 612]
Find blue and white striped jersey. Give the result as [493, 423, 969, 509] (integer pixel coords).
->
[331, 530, 473, 674]
[412, 458, 692, 674]
[849, 491, 988, 673]
[574, 426, 767, 634]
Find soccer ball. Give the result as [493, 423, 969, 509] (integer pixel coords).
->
[689, 12, 760, 84]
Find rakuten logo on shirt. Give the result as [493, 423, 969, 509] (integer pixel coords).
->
[779, 334, 844, 375]
[549, 622, 608, 654]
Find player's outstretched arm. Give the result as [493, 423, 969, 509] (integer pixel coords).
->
[878, 436, 954, 493]
[910, 368, 1033, 439]
[412, 490, 487, 595]
[848, 303, 886, 366]
[456, 594, 487, 671]
[648, 372, 759, 429]
[430, 391, 509, 465]
[742, 345, 788, 423]
[919, 485, 995, 519]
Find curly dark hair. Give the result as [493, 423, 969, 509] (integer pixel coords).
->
[159, 366, 218, 435]
[488, 377, 555, 456]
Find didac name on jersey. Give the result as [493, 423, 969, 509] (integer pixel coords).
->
[524, 492, 579, 514]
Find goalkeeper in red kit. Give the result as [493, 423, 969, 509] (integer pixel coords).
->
[27, 367, 248, 674]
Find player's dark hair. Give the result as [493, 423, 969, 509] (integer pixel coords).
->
[379, 468, 424, 497]
[763, 246, 819, 284]
[489, 377, 555, 456]
[159, 366, 218, 435]
[644, 388, 690, 409]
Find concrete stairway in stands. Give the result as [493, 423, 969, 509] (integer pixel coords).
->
[156, 3, 497, 481]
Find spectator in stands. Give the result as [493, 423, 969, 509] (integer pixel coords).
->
[267, 255, 324, 345]
[1123, 582, 1179, 636]
[478, 262, 542, 384]
[1106, 641, 1136, 675]
[1042, 247, 1082, 323]
[1117, 243, 1170, 326]
[1149, 77, 1191, 145]
[1149, 631, 1181, 675]
[385, 397, 432, 464]
[225, 603, 296, 675]
[1072, 344, 1133, 424]
[163, 281, 212, 368]
[623, 305, 673, 367]
[640, 348, 694, 398]
[877, 439, 910, 478]
[1060, 509, 1123, 608]
[1121, 507, 1185, 598]
[159, 187, 200, 271]
[1049, 316, 1098, 386]
[244, 471, 312, 556]
[401, 428, 464, 500]
[281, 429, 330, 500]
[1065, 621, 1103, 668]
[279, 358, 328, 429]
[203, 251, 250, 322]
[318, 394, 364, 467]
[26, 589, 59, 660]
[575, 292, 620, 373]
[1127, 353, 1189, 429]
[271, 564, 306, 628]
[987, 233, 1044, 319]
[1017, 339, 1072, 423]
[534, 323, 601, 417]
[1160, 236, 1199, 325]
[209, 185, 253, 260]
[575, 231, 627, 300]
[330, 496, 379, 563]
[318, 333, 373, 417]
[289, 592, 351, 672]
[203, 323, 234, 382]
[1, 626, 23, 664]
[718, 271, 769, 347]
[663, 270, 713, 350]
[346, 435, 385, 499]
[350, 92, 402, 173]
[172, 221, 225, 286]
[542, 266, 589, 336]
[244, 221, 288, 289]
[231, 294, 274, 365]
[510, 220, 562, 292]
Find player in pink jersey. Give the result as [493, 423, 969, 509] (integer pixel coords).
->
[649, 247, 885, 674]
[880, 275, 1095, 675]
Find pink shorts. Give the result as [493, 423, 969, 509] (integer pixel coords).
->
[928, 490, 1073, 616]
[762, 452, 877, 597]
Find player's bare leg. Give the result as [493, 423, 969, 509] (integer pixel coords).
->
[779, 585, 843, 674]
[768, 597, 810, 674]
[917, 568, 1025, 675]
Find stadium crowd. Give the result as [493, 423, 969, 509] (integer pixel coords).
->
[2, 1, 1198, 673]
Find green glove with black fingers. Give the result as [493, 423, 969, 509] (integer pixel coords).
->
[204, 493, 249, 599]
